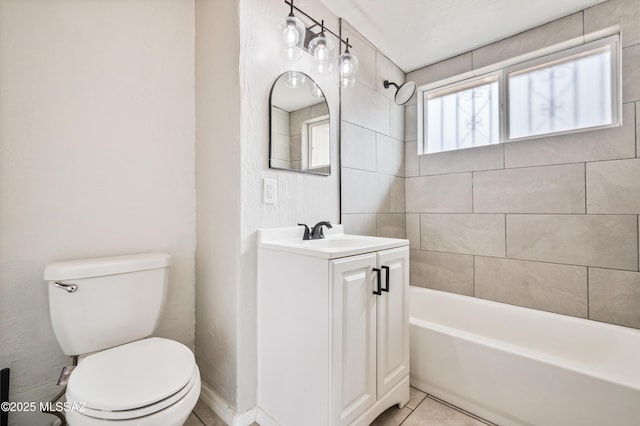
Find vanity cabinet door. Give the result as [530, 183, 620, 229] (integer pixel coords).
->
[376, 247, 410, 398]
[331, 253, 377, 426]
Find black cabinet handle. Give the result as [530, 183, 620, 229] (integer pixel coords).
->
[372, 268, 382, 295]
[381, 265, 390, 292]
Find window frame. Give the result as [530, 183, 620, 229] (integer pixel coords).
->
[301, 114, 330, 170]
[417, 34, 621, 155]
[422, 72, 503, 154]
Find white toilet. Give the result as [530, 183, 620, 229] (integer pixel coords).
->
[44, 253, 201, 426]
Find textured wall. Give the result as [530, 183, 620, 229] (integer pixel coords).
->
[237, 0, 341, 412]
[0, 0, 196, 403]
[195, 0, 241, 413]
[195, 0, 341, 414]
[405, 0, 640, 329]
[340, 22, 407, 239]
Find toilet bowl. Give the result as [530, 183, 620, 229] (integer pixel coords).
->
[44, 253, 200, 426]
[64, 338, 200, 425]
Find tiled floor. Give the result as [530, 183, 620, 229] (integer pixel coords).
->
[186, 387, 495, 426]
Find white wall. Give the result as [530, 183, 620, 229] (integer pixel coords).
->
[0, 0, 196, 402]
[237, 0, 341, 412]
[195, 0, 341, 413]
[195, 0, 242, 410]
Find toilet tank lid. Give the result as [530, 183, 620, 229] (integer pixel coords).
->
[43, 252, 171, 281]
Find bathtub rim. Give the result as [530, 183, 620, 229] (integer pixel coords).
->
[409, 286, 640, 392]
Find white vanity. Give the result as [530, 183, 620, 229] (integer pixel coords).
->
[257, 225, 410, 426]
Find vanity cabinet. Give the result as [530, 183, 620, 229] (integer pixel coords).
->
[257, 228, 409, 426]
[331, 248, 409, 425]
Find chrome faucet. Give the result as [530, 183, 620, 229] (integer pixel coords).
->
[298, 221, 333, 240]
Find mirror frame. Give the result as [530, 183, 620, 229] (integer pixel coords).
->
[268, 71, 331, 176]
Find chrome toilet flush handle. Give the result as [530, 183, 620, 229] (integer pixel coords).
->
[53, 281, 78, 293]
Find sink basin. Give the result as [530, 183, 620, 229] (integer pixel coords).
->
[258, 225, 409, 259]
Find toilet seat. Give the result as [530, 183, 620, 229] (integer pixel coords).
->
[66, 337, 197, 421]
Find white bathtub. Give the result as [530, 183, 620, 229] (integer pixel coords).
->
[409, 286, 640, 426]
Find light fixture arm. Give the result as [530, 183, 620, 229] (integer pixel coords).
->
[283, 0, 352, 50]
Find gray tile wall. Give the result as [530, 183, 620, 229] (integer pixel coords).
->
[341, 0, 640, 329]
[402, 0, 640, 329]
[341, 21, 406, 239]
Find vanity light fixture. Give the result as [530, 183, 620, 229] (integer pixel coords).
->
[308, 20, 335, 74]
[280, 0, 358, 87]
[285, 71, 306, 89]
[279, 0, 306, 61]
[338, 38, 358, 88]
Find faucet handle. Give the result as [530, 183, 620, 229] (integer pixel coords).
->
[297, 223, 311, 240]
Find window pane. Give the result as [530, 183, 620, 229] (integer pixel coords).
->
[508, 46, 612, 139]
[426, 78, 499, 153]
[309, 120, 330, 168]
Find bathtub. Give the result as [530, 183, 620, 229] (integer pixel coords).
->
[409, 286, 640, 426]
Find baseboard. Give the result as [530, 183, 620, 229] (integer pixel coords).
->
[199, 382, 257, 426]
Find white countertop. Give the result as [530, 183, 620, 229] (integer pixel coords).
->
[258, 225, 409, 259]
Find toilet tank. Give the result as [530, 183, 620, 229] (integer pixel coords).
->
[43, 253, 171, 356]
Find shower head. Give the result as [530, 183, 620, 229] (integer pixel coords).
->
[383, 80, 416, 105]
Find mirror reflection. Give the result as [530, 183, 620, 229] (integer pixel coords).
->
[269, 72, 330, 175]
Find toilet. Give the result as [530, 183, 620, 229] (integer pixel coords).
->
[44, 253, 200, 426]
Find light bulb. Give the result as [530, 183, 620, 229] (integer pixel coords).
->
[278, 14, 305, 63]
[338, 50, 358, 86]
[282, 18, 300, 46]
[340, 59, 354, 75]
[314, 43, 327, 61]
[308, 33, 335, 74]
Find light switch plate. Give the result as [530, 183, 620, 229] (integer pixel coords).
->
[263, 178, 277, 205]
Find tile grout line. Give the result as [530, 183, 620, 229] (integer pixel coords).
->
[587, 267, 590, 320]
[584, 161, 587, 214]
[473, 255, 477, 296]
[422, 394, 496, 425]
[414, 154, 638, 179]
[409, 212, 637, 216]
[191, 410, 205, 426]
[504, 213, 508, 259]
[409, 248, 635, 276]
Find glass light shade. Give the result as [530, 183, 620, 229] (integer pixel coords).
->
[279, 14, 305, 61]
[308, 33, 335, 74]
[340, 76, 356, 89]
[280, 15, 305, 47]
[338, 51, 358, 86]
[311, 82, 323, 97]
[285, 71, 306, 89]
[280, 45, 302, 62]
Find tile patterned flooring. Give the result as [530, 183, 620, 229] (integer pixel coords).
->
[186, 387, 495, 426]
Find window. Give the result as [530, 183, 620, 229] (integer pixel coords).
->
[302, 116, 330, 170]
[419, 35, 620, 155]
[425, 75, 499, 153]
[508, 44, 614, 139]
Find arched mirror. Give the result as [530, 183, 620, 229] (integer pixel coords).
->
[269, 72, 330, 175]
